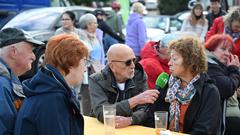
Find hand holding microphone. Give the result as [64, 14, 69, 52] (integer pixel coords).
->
[128, 72, 169, 109]
[144, 72, 169, 112]
[135, 89, 160, 105]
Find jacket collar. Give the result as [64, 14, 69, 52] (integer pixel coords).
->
[0, 58, 25, 98]
[101, 65, 135, 93]
[193, 73, 214, 98]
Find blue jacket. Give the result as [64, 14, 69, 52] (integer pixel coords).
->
[126, 13, 147, 56]
[0, 59, 24, 135]
[14, 65, 84, 135]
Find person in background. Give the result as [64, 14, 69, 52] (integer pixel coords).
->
[78, 13, 105, 116]
[89, 44, 160, 128]
[55, 11, 81, 35]
[106, 1, 125, 41]
[14, 34, 88, 135]
[181, 2, 208, 42]
[205, 34, 240, 135]
[139, 34, 179, 89]
[147, 37, 221, 134]
[225, 88, 240, 135]
[206, 6, 240, 59]
[126, 2, 147, 60]
[206, 0, 226, 30]
[79, 13, 105, 65]
[0, 28, 44, 135]
[94, 8, 125, 53]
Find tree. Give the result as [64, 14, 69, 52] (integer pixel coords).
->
[158, 0, 189, 15]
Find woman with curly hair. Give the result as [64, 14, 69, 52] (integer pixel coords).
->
[181, 3, 208, 42]
[147, 37, 221, 135]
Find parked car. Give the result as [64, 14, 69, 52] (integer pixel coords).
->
[2, 6, 95, 80]
[145, 0, 158, 10]
[0, 0, 50, 28]
[123, 15, 182, 41]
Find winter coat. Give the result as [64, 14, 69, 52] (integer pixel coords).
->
[126, 13, 147, 56]
[89, 63, 149, 125]
[207, 51, 240, 134]
[139, 41, 170, 89]
[14, 65, 84, 135]
[146, 73, 221, 135]
[0, 59, 24, 135]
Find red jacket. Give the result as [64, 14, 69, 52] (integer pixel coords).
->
[139, 41, 170, 89]
[206, 16, 240, 59]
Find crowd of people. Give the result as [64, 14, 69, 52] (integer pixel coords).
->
[1, 0, 240, 135]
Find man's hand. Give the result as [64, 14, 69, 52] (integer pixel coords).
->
[128, 89, 160, 109]
[115, 116, 132, 128]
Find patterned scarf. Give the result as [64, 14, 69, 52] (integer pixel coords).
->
[225, 27, 240, 42]
[165, 75, 200, 132]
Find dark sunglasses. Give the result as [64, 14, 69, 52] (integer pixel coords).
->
[111, 58, 136, 66]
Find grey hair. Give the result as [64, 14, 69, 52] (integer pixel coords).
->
[79, 13, 97, 29]
[223, 6, 240, 28]
[0, 44, 14, 57]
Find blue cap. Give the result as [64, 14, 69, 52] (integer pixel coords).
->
[160, 34, 178, 48]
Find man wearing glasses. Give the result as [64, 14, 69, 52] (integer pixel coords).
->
[89, 44, 159, 128]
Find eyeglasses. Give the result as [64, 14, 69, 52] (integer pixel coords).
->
[111, 58, 136, 66]
[81, 58, 92, 67]
[84, 59, 92, 67]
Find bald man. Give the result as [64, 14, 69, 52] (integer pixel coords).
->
[89, 44, 159, 128]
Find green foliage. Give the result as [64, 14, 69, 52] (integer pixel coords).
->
[158, 0, 189, 15]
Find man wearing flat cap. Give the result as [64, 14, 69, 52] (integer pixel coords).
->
[0, 27, 44, 134]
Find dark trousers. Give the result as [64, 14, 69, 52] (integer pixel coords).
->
[225, 117, 240, 135]
[79, 84, 91, 116]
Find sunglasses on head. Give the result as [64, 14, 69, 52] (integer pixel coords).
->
[111, 58, 136, 66]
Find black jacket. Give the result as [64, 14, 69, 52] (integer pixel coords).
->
[97, 19, 125, 43]
[207, 58, 240, 134]
[146, 73, 221, 135]
[207, 58, 240, 101]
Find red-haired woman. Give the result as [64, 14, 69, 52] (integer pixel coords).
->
[206, 34, 240, 135]
[14, 34, 89, 135]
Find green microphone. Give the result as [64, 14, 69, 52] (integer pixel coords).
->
[155, 72, 169, 90]
[145, 72, 169, 112]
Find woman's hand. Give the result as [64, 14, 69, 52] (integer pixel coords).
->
[227, 54, 240, 67]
